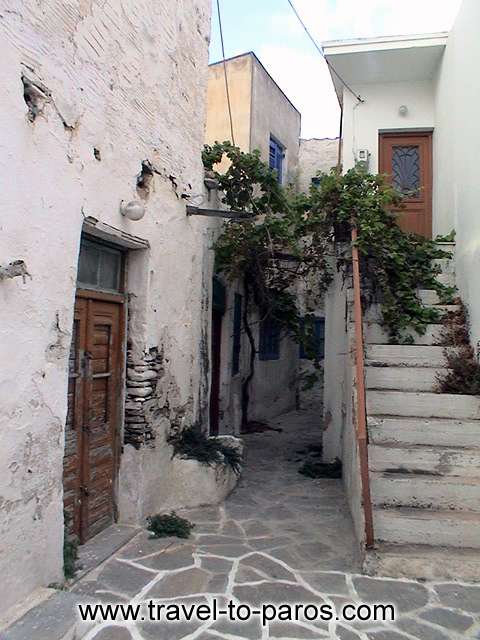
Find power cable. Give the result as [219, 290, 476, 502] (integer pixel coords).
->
[286, 0, 364, 103]
[216, 0, 236, 145]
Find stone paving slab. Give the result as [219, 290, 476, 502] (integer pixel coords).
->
[1, 591, 81, 640]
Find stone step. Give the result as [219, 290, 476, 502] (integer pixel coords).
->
[363, 322, 445, 346]
[418, 289, 455, 306]
[365, 366, 445, 392]
[366, 344, 448, 367]
[364, 543, 480, 582]
[368, 415, 480, 449]
[369, 443, 480, 477]
[432, 257, 455, 274]
[367, 390, 480, 419]
[371, 473, 480, 511]
[434, 272, 456, 287]
[373, 507, 480, 548]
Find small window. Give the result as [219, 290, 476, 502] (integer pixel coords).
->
[311, 176, 321, 187]
[232, 294, 242, 375]
[259, 317, 280, 361]
[77, 238, 123, 293]
[269, 136, 284, 184]
[300, 317, 325, 361]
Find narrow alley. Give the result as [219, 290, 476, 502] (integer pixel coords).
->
[8, 413, 479, 640]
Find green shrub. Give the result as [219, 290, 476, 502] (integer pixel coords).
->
[63, 532, 78, 580]
[146, 512, 194, 539]
[299, 457, 342, 479]
[168, 426, 243, 475]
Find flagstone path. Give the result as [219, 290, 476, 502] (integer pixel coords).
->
[9, 411, 478, 640]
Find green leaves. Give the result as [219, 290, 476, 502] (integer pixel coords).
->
[205, 143, 453, 345]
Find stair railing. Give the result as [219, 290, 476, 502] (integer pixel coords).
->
[351, 225, 375, 548]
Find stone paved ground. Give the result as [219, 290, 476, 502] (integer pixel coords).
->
[73, 412, 480, 640]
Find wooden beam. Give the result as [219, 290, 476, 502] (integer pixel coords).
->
[186, 205, 254, 221]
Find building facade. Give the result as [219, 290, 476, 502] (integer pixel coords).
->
[0, 0, 213, 615]
[205, 52, 307, 433]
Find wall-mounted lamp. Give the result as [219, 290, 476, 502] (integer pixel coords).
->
[398, 105, 408, 116]
[120, 200, 146, 221]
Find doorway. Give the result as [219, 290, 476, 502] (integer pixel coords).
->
[63, 238, 125, 543]
[379, 131, 433, 238]
[209, 277, 226, 435]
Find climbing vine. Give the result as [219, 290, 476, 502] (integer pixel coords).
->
[203, 142, 454, 420]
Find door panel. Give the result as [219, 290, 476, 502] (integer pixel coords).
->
[63, 299, 87, 539]
[209, 310, 223, 436]
[63, 296, 122, 543]
[379, 132, 433, 238]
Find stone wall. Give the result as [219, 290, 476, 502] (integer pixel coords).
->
[0, 0, 212, 615]
[297, 138, 340, 192]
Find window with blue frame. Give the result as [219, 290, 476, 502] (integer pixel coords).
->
[259, 317, 280, 361]
[269, 136, 284, 184]
[232, 294, 242, 375]
[299, 317, 325, 361]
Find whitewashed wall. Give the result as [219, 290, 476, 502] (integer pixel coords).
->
[0, 0, 211, 615]
[342, 80, 436, 172]
[433, 0, 480, 346]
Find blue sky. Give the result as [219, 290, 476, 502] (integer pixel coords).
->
[209, 0, 462, 138]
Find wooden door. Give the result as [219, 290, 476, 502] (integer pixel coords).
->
[379, 131, 433, 238]
[63, 294, 123, 543]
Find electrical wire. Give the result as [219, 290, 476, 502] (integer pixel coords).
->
[216, 0, 236, 145]
[286, 0, 364, 103]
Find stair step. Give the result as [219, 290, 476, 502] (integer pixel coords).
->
[432, 257, 455, 274]
[374, 507, 480, 548]
[434, 272, 455, 287]
[369, 443, 480, 477]
[368, 416, 480, 448]
[364, 323, 445, 346]
[371, 473, 480, 511]
[364, 543, 480, 582]
[365, 366, 445, 392]
[418, 289, 456, 306]
[426, 304, 460, 317]
[367, 390, 480, 419]
[366, 344, 448, 367]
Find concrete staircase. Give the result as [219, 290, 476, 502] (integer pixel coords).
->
[362, 243, 480, 581]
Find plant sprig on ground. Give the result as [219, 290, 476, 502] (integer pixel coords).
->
[168, 426, 243, 475]
[146, 512, 194, 539]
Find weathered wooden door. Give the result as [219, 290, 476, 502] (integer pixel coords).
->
[64, 293, 123, 543]
[379, 131, 433, 238]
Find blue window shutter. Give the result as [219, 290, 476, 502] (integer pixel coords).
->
[300, 317, 325, 360]
[232, 294, 242, 375]
[269, 136, 283, 184]
[259, 317, 280, 361]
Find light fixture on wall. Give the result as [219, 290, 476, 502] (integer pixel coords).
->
[120, 200, 146, 221]
[398, 105, 409, 116]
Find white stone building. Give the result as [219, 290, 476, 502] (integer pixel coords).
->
[0, 0, 213, 615]
[322, 0, 480, 578]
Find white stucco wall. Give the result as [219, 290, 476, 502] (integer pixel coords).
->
[0, 0, 212, 615]
[298, 138, 340, 192]
[433, 0, 480, 346]
[342, 80, 436, 172]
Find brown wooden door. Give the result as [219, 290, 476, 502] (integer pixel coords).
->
[63, 294, 123, 543]
[379, 131, 433, 238]
[209, 309, 223, 435]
